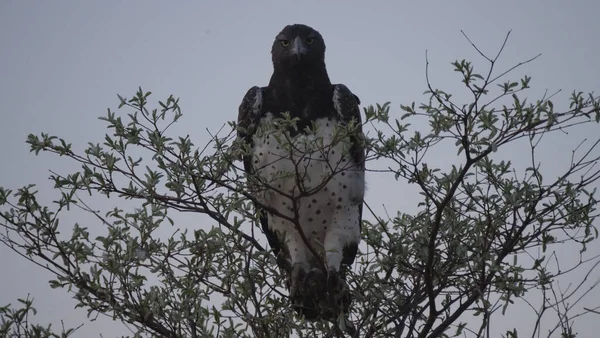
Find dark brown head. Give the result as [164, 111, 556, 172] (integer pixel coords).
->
[271, 24, 326, 68]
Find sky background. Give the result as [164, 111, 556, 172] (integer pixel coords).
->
[1, 1, 599, 337]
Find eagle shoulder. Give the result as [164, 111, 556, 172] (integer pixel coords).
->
[332, 84, 366, 170]
[238, 86, 264, 174]
[332, 84, 362, 123]
[238, 86, 264, 137]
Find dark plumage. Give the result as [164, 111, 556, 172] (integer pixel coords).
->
[237, 24, 365, 328]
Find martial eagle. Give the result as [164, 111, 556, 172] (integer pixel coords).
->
[237, 24, 365, 322]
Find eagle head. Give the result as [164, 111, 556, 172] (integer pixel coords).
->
[271, 24, 325, 67]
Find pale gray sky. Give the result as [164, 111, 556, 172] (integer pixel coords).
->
[1, 1, 599, 337]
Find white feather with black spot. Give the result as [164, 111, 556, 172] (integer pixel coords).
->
[251, 109, 364, 273]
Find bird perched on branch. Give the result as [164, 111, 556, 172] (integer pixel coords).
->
[237, 23, 365, 328]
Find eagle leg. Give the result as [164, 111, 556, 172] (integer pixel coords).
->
[305, 267, 326, 292]
[325, 269, 349, 299]
[318, 268, 351, 319]
[289, 263, 308, 303]
[290, 264, 326, 320]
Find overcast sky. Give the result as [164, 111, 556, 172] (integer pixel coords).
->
[1, 1, 599, 337]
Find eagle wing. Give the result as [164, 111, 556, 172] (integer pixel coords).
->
[332, 84, 365, 269]
[237, 86, 288, 270]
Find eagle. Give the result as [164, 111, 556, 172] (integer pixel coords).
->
[237, 24, 365, 323]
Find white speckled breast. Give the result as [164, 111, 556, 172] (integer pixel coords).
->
[251, 114, 363, 257]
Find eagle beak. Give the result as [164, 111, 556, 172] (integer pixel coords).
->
[291, 36, 307, 60]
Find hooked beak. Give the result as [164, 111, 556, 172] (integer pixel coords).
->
[290, 36, 307, 60]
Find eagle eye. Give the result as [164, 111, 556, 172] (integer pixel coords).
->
[280, 40, 290, 47]
[306, 37, 315, 45]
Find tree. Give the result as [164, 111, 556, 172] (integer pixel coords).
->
[1, 32, 600, 338]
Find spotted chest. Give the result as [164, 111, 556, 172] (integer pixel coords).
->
[250, 114, 364, 257]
